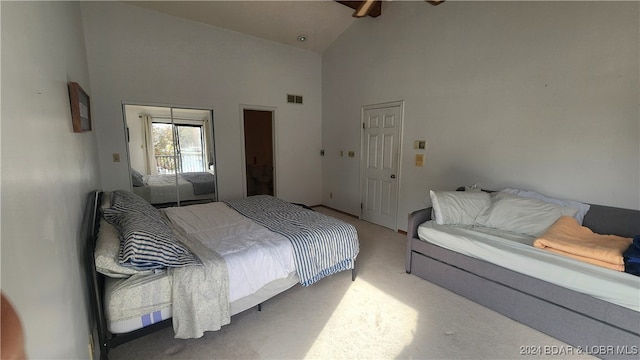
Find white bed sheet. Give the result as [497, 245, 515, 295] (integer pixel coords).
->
[417, 221, 640, 312]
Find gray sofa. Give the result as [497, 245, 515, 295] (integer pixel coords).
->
[406, 201, 640, 359]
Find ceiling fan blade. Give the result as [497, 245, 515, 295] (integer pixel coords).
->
[337, 0, 440, 19]
[336, 1, 382, 18]
[354, 0, 376, 18]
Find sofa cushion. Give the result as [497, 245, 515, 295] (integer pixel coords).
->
[429, 190, 491, 225]
[475, 192, 578, 237]
[500, 188, 590, 225]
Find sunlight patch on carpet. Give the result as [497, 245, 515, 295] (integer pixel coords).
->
[303, 279, 419, 358]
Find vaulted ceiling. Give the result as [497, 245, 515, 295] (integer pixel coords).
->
[127, 1, 444, 53]
[127, 1, 357, 54]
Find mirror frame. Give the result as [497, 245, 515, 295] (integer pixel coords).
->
[122, 102, 218, 206]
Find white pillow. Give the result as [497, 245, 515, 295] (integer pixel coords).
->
[429, 190, 491, 225]
[500, 188, 590, 225]
[475, 192, 579, 237]
[94, 219, 152, 278]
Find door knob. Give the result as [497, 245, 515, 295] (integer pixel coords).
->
[390, 174, 396, 179]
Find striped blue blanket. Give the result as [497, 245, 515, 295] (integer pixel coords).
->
[224, 195, 359, 286]
[180, 172, 215, 195]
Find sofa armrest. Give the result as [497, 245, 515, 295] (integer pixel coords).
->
[407, 207, 432, 240]
[583, 204, 640, 238]
[406, 207, 432, 273]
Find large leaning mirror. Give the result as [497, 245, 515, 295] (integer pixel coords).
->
[123, 104, 217, 206]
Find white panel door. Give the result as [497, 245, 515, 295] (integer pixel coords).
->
[361, 103, 402, 230]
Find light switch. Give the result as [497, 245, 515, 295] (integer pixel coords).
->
[112, 153, 121, 162]
[415, 154, 424, 167]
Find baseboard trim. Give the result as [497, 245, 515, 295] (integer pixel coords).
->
[312, 205, 359, 219]
[313, 205, 407, 235]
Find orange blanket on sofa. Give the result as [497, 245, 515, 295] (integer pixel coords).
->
[533, 216, 632, 271]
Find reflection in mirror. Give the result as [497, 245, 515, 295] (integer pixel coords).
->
[123, 104, 217, 207]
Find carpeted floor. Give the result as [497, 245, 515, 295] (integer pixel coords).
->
[108, 207, 593, 360]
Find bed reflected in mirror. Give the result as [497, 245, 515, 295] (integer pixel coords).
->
[123, 104, 217, 207]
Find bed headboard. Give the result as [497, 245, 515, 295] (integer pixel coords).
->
[84, 190, 107, 359]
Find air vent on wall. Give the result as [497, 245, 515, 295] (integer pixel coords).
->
[287, 94, 303, 104]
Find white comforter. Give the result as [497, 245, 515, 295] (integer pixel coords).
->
[162, 202, 296, 302]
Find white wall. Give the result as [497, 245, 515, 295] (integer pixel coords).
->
[124, 106, 147, 174]
[322, 1, 640, 230]
[81, 1, 323, 206]
[1, 1, 101, 358]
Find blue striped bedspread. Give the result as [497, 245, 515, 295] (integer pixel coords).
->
[224, 195, 359, 286]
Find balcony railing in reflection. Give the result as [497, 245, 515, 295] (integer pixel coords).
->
[155, 153, 205, 174]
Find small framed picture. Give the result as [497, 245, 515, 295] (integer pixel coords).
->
[68, 82, 92, 132]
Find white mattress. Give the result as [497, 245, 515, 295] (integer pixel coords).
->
[417, 221, 640, 312]
[104, 271, 299, 334]
[104, 202, 298, 334]
[104, 272, 173, 334]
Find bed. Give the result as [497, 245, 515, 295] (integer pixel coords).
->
[131, 171, 216, 205]
[85, 190, 359, 360]
[406, 188, 640, 359]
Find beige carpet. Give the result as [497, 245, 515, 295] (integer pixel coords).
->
[109, 207, 593, 360]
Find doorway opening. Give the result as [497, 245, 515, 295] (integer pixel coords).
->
[243, 109, 275, 196]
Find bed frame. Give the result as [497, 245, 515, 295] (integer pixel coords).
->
[406, 200, 640, 359]
[85, 190, 357, 360]
[84, 191, 172, 360]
